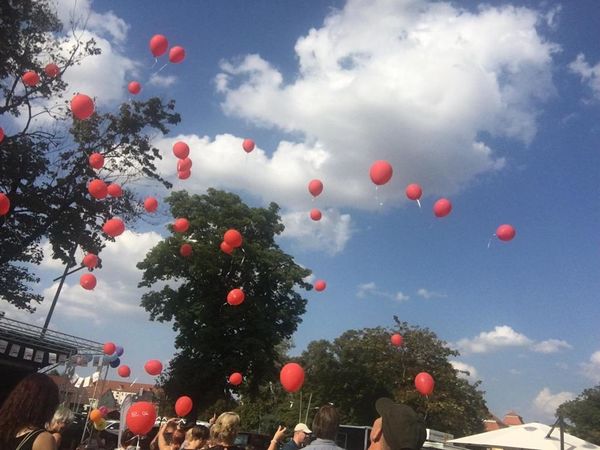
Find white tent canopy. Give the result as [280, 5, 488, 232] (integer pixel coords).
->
[449, 423, 600, 450]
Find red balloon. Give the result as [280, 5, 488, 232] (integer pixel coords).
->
[0, 127, 4, 144]
[175, 396, 193, 417]
[22, 71, 40, 87]
[80, 273, 97, 290]
[390, 333, 403, 347]
[405, 183, 422, 201]
[280, 363, 305, 393]
[89, 153, 104, 170]
[308, 179, 323, 197]
[414, 372, 435, 396]
[310, 208, 322, 221]
[103, 218, 125, 237]
[180, 243, 193, 257]
[223, 229, 242, 248]
[117, 365, 131, 378]
[314, 280, 326, 292]
[172, 141, 189, 159]
[496, 224, 516, 241]
[82, 253, 99, 270]
[229, 372, 243, 386]
[242, 139, 255, 153]
[0, 193, 10, 216]
[128, 81, 141, 95]
[370, 160, 393, 186]
[150, 34, 168, 57]
[126, 401, 157, 436]
[433, 198, 452, 218]
[107, 183, 123, 197]
[71, 94, 95, 120]
[144, 359, 163, 376]
[227, 288, 245, 306]
[177, 170, 191, 180]
[144, 197, 158, 213]
[44, 63, 60, 78]
[177, 157, 192, 172]
[220, 241, 233, 255]
[88, 179, 108, 199]
[169, 46, 186, 64]
[173, 218, 190, 233]
[103, 342, 116, 355]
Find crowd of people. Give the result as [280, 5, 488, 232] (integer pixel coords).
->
[0, 373, 427, 450]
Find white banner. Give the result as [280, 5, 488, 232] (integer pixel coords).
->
[83, 376, 91, 388]
[9, 344, 20, 357]
[23, 348, 34, 360]
[48, 352, 57, 364]
[0, 339, 8, 353]
[34, 350, 44, 363]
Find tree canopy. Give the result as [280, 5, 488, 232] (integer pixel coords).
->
[0, 0, 180, 311]
[137, 189, 312, 413]
[557, 384, 600, 445]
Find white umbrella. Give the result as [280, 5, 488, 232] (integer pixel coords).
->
[449, 423, 600, 450]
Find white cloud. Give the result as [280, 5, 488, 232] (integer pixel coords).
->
[450, 360, 479, 382]
[214, 0, 557, 209]
[533, 388, 575, 421]
[356, 282, 376, 299]
[569, 54, 600, 100]
[531, 339, 572, 354]
[455, 325, 533, 355]
[356, 282, 409, 302]
[416, 288, 446, 299]
[395, 291, 410, 302]
[148, 74, 178, 88]
[281, 209, 353, 255]
[581, 351, 600, 382]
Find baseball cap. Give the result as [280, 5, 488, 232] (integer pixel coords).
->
[294, 423, 312, 433]
[375, 398, 426, 450]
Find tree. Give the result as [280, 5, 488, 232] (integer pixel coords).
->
[557, 385, 600, 445]
[137, 189, 312, 413]
[0, 0, 180, 311]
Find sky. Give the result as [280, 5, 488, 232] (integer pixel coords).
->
[3, 0, 600, 427]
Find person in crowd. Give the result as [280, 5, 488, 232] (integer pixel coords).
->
[302, 405, 343, 450]
[46, 406, 75, 448]
[171, 429, 186, 450]
[267, 426, 287, 450]
[0, 373, 60, 450]
[369, 398, 426, 450]
[152, 419, 178, 450]
[184, 426, 210, 450]
[281, 423, 311, 450]
[205, 412, 243, 450]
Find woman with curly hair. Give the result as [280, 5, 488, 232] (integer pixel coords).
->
[0, 373, 60, 450]
[206, 412, 244, 450]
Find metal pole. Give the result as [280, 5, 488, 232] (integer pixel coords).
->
[559, 416, 564, 450]
[299, 391, 303, 424]
[304, 393, 313, 424]
[42, 245, 78, 336]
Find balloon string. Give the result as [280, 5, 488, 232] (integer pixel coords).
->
[154, 63, 168, 75]
[487, 235, 495, 249]
[150, 58, 158, 69]
[416, 199, 421, 209]
[374, 186, 383, 207]
[239, 247, 246, 267]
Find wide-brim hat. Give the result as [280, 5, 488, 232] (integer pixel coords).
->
[375, 398, 426, 450]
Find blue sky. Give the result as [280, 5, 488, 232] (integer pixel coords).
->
[4, 0, 600, 426]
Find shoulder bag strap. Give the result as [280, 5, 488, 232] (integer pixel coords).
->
[16, 429, 44, 450]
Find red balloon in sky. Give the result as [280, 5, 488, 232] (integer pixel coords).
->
[369, 160, 393, 185]
[144, 360, 163, 376]
[220, 241, 233, 255]
[103, 218, 125, 237]
[180, 243, 193, 257]
[280, 363, 305, 393]
[149, 34, 168, 57]
[405, 184, 422, 201]
[227, 288, 245, 306]
[177, 170, 191, 180]
[107, 183, 123, 197]
[314, 280, 326, 292]
[128, 81, 141, 95]
[126, 401, 157, 436]
[173, 218, 190, 233]
[144, 197, 158, 213]
[310, 208, 322, 221]
[433, 198, 452, 218]
[0, 193, 10, 216]
[242, 139, 255, 153]
[177, 157, 192, 172]
[390, 333, 404, 347]
[229, 372, 243, 386]
[103, 342, 116, 355]
[22, 71, 40, 87]
[169, 46, 186, 64]
[117, 365, 131, 378]
[71, 94, 95, 120]
[175, 396, 193, 417]
[172, 141, 190, 159]
[88, 179, 108, 199]
[80, 273, 97, 290]
[414, 372, 435, 396]
[223, 229, 243, 248]
[496, 224, 516, 241]
[44, 63, 60, 78]
[82, 253, 99, 270]
[308, 179, 323, 197]
[89, 153, 104, 170]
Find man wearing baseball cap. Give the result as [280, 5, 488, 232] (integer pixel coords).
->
[369, 398, 427, 450]
[282, 423, 312, 450]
